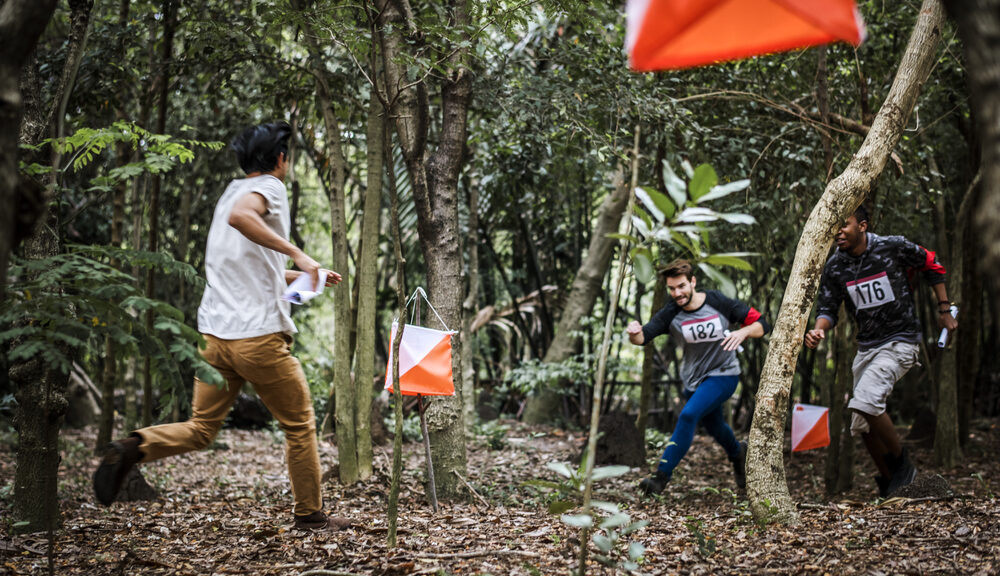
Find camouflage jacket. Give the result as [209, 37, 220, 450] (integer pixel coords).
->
[816, 232, 946, 351]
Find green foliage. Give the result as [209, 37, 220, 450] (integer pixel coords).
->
[473, 420, 509, 450]
[684, 517, 716, 558]
[626, 161, 755, 297]
[1, 246, 222, 394]
[384, 410, 423, 443]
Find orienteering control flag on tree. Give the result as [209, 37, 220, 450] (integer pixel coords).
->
[626, 0, 866, 71]
[384, 322, 456, 397]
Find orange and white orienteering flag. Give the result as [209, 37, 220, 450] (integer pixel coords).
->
[626, 0, 866, 71]
[384, 322, 456, 397]
[791, 403, 830, 452]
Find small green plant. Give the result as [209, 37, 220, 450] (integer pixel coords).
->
[384, 411, 423, 442]
[589, 501, 649, 573]
[684, 517, 716, 558]
[523, 454, 629, 514]
[972, 473, 994, 499]
[474, 420, 509, 450]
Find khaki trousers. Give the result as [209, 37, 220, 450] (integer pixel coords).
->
[136, 333, 322, 516]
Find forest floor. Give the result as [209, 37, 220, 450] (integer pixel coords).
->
[1, 417, 998, 576]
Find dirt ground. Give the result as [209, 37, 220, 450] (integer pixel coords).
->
[1, 418, 998, 575]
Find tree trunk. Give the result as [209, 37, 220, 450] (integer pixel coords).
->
[747, 0, 945, 524]
[0, 0, 58, 297]
[378, 0, 470, 498]
[825, 305, 855, 494]
[942, 0, 1000, 319]
[926, 149, 962, 467]
[636, 271, 666, 435]
[461, 181, 480, 425]
[353, 62, 385, 481]
[956, 179, 982, 443]
[522, 167, 630, 424]
[143, 0, 177, 428]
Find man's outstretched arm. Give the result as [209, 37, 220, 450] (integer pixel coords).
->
[229, 192, 340, 288]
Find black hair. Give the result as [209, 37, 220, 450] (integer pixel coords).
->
[230, 121, 292, 174]
[853, 204, 869, 225]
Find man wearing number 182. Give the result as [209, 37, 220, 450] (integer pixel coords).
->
[627, 259, 770, 495]
[804, 205, 958, 498]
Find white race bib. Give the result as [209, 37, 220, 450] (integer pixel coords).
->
[846, 271, 895, 310]
[681, 314, 725, 344]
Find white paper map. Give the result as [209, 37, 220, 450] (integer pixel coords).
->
[282, 270, 327, 305]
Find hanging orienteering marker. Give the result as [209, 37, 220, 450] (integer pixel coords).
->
[384, 288, 457, 512]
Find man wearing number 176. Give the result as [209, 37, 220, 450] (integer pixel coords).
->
[804, 205, 957, 498]
[627, 259, 770, 495]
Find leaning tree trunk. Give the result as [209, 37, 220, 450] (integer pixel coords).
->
[461, 181, 481, 426]
[747, 0, 945, 524]
[378, 0, 470, 498]
[942, 0, 1000, 318]
[522, 166, 630, 424]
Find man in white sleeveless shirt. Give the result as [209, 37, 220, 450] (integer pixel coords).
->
[94, 122, 350, 530]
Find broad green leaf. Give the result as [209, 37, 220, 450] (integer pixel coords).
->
[676, 207, 719, 223]
[592, 534, 613, 553]
[591, 501, 620, 514]
[662, 161, 687, 209]
[640, 186, 676, 221]
[590, 465, 630, 481]
[689, 164, 718, 201]
[606, 233, 640, 244]
[548, 500, 576, 515]
[697, 179, 751, 204]
[631, 248, 654, 285]
[599, 513, 630, 529]
[705, 253, 753, 271]
[698, 263, 736, 298]
[561, 513, 593, 528]
[631, 215, 650, 238]
[546, 461, 574, 478]
[718, 212, 757, 225]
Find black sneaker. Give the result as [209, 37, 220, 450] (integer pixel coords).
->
[731, 441, 748, 490]
[885, 448, 917, 496]
[874, 474, 890, 498]
[93, 435, 142, 506]
[639, 471, 669, 495]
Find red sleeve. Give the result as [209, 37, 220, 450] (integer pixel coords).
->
[919, 248, 946, 275]
[742, 307, 762, 327]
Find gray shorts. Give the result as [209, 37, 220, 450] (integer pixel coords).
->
[849, 340, 919, 436]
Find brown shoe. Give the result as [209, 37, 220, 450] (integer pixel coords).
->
[293, 511, 353, 531]
[93, 435, 142, 506]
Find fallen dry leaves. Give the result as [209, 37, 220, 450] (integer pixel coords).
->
[1, 420, 998, 575]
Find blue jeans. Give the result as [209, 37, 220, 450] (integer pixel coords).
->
[657, 375, 741, 477]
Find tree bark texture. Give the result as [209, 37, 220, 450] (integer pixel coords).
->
[353, 75, 385, 481]
[956, 179, 981, 443]
[143, 0, 177, 428]
[0, 0, 57, 297]
[522, 167, 630, 424]
[942, 0, 1000, 315]
[10, 211, 66, 533]
[636, 273, 665, 435]
[313, 71, 358, 484]
[747, 0, 944, 524]
[824, 305, 855, 494]
[378, 0, 470, 498]
[926, 150, 962, 468]
[461, 181, 480, 425]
